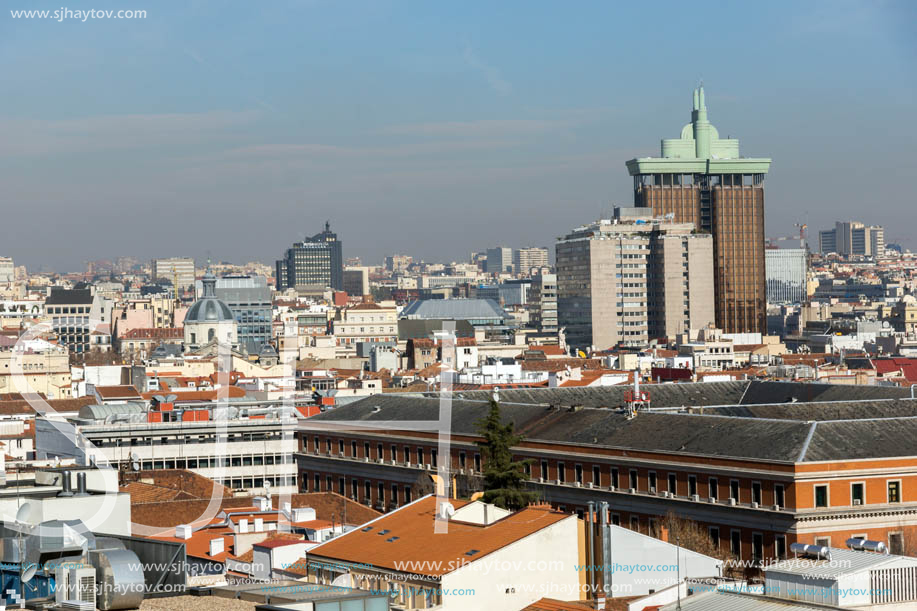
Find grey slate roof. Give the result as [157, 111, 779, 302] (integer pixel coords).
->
[45, 288, 93, 305]
[452, 382, 748, 409]
[304, 382, 917, 463]
[659, 590, 832, 611]
[693, 398, 917, 420]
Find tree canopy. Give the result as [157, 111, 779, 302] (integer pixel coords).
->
[475, 397, 537, 510]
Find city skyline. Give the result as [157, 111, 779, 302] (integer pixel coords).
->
[2, 1, 915, 271]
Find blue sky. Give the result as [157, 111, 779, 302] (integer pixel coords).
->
[2, 0, 915, 271]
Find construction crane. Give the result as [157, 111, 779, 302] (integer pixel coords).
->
[767, 223, 807, 250]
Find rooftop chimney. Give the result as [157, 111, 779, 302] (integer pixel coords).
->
[209, 537, 224, 557]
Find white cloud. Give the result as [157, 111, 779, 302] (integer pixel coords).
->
[463, 44, 512, 96]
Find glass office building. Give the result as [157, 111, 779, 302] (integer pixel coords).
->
[765, 248, 807, 305]
[197, 275, 273, 353]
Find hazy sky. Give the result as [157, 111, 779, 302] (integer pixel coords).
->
[2, 0, 915, 272]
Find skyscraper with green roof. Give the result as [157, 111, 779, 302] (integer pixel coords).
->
[626, 86, 772, 334]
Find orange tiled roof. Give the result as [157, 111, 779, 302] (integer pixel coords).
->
[306, 497, 570, 577]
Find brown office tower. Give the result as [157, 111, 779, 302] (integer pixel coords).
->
[626, 86, 772, 333]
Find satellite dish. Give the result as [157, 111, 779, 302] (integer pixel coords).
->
[165, 394, 177, 403]
[15, 503, 33, 525]
[153, 395, 166, 403]
[21, 564, 37, 582]
[130, 452, 140, 461]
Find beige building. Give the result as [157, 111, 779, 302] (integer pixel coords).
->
[556, 207, 714, 351]
[0, 339, 71, 398]
[513, 247, 549, 273]
[151, 256, 196, 289]
[331, 298, 398, 348]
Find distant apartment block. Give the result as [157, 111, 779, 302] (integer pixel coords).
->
[766, 248, 808, 305]
[528, 273, 558, 333]
[556, 208, 714, 351]
[44, 287, 103, 354]
[819, 221, 885, 257]
[0, 256, 13, 284]
[275, 222, 344, 291]
[343, 267, 370, 298]
[151, 257, 196, 289]
[513, 247, 549, 273]
[485, 246, 513, 274]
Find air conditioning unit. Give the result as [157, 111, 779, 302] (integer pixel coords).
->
[377, 458, 384, 463]
[773, 504, 781, 510]
[751, 501, 759, 509]
[537, 477, 544, 483]
[586, 482, 594, 489]
[574, 482, 582, 488]
[628, 488, 636, 494]
[691, 494, 700, 502]
[424, 464, 430, 470]
[363, 457, 369, 462]
[853, 499, 862, 505]
[649, 487, 656, 493]
[555, 479, 562, 486]
[728, 497, 737, 506]
[390, 459, 397, 465]
[609, 485, 616, 492]
[708, 497, 717, 503]
[56, 564, 97, 608]
[338, 451, 344, 457]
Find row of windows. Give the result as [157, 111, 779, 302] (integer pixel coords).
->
[530, 460, 785, 507]
[135, 454, 294, 469]
[814, 481, 902, 507]
[307, 437, 487, 471]
[302, 471, 413, 508]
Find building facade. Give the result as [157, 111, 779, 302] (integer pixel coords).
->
[151, 257, 196, 290]
[44, 287, 103, 354]
[513, 247, 549, 273]
[528, 273, 558, 334]
[626, 86, 771, 334]
[275, 222, 344, 291]
[556, 208, 714, 351]
[485, 247, 513, 274]
[766, 248, 807, 305]
[342, 267, 370, 298]
[197, 274, 272, 353]
[332, 299, 398, 348]
[183, 272, 238, 352]
[819, 221, 885, 257]
[0, 257, 13, 284]
[296, 383, 917, 565]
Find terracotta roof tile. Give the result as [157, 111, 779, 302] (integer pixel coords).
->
[306, 497, 570, 577]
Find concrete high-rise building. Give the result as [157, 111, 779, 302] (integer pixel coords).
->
[818, 222, 885, 257]
[556, 208, 714, 351]
[151, 257, 196, 289]
[0, 257, 13, 284]
[275, 222, 344, 291]
[513, 247, 549, 273]
[766, 248, 807, 305]
[818, 230, 837, 254]
[528, 273, 558, 334]
[626, 86, 771, 334]
[485, 247, 514, 274]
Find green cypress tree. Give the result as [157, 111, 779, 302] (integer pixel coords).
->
[475, 397, 537, 510]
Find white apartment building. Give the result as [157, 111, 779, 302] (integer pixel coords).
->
[35, 401, 299, 495]
[331, 299, 398, 348]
